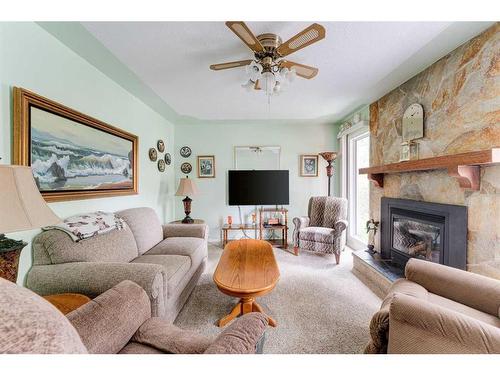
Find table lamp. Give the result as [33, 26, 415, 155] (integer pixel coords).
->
[0, 165, 60, 282]
[175, 176, 198, 224]
[319, 152, 338, 196]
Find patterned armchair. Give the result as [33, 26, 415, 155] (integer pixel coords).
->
[293, 196, 348, 263]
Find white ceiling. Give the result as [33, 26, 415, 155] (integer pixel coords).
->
[81, 22, 490, 122]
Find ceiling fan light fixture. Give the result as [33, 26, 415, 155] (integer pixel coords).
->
[261, 71, 276, 96]
[241, 79, 254, 92]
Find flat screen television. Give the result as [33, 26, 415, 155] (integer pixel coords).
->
[228, 170, 289, 206]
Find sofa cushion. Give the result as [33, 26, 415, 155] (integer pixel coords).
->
[132, 317, 214, 354]
[117, 207, 163, 255]
[428, 293, 500, 329]
[146, 237, 207, 271]
[299, 227, 335, 244]
[32, 225, 138, 265]
[132, 254, 191, 295]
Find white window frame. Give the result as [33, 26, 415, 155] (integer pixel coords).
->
[339, 120, 369, 250]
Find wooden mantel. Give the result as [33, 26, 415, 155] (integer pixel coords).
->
[359, 148, 500, 191]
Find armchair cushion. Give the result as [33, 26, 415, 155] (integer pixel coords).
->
[388, 293, 500, 354]
[132, 317, 214, 354]
[308, 196, 347, 228]
[405, 258, 500, 317]
[298, 227, 336, 244]
[204, 313, 268, 354]
[67, 280, 151, 354]
[0, 278, 87, 354]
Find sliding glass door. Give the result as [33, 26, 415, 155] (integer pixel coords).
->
[346, 129, 370, 250]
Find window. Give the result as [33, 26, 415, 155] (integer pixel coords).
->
[341, 125, 370, 250]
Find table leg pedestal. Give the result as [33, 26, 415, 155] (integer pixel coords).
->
[218, 297, 277, 328]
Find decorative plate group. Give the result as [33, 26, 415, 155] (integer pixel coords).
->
[179, 146, 192, 174]
[149, 139, 171, 172]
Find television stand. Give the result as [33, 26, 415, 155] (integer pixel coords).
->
[259, 208, 288, 250]
[221, 224, 257, 247]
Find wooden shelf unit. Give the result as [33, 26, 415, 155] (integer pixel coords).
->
[259, 208, 288, 249]
[359, 148, 500, 191]
[221, 224, 257, 247]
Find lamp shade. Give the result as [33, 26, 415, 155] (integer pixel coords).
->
[0, 165, 60, 234]
[175, 177, 198, 197]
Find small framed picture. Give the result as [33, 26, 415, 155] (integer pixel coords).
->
[400, 142, 410, 161]
[300, 155, 319, 177]
[197, 155, 215, 178]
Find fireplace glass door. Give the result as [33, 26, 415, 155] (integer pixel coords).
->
[392, 215, 443, 263]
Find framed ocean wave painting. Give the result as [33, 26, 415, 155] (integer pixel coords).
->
[13, 88, 138, 202]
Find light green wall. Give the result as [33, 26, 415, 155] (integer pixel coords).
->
[174, 121, 340, 241]
[0, 22, 176, 285]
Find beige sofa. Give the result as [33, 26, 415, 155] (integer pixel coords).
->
[26, 207, 208, 322]
[0, 278, 268, 354]
[365, 258, 500, 354]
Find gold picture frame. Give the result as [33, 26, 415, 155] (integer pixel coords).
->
[197, 155, 215, 178]
[300, 154, 319, 177]
[13, 87, 139, 202]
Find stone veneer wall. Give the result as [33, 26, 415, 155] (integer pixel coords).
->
[369, 23, 500, 279]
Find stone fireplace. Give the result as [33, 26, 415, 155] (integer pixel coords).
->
[380, 197, 467, 270]
[351, 25, 499, 296]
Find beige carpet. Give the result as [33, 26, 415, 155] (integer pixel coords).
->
[174, 243, 381, 354]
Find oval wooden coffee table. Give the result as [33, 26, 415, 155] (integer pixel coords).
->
[213, 239, 280, 327]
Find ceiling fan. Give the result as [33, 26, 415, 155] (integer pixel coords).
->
[210, 22, 326, 96]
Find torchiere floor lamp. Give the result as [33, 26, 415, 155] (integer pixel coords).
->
[319, 152, 338, 196]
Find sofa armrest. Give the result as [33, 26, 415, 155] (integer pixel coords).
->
[292, 216, 310, 247]
[405, 258, 500, 317]
[132, 317, 214, 354]
[163, 224, 208, 240]
[204, 313, 268, 354]
[27, 262, 166, 317]
[67, 280, 151, 354]
[388, 293, 500, 354]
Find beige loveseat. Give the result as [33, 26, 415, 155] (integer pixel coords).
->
[365, 258, 500, 354]
[26, 207, 208, 322]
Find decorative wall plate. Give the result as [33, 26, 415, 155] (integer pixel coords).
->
[157, 139, 165, 153]
[158, 159, 166, 172]
[181, 162, 192, 174]
[180, 146, 192, 158]
[149, 148, 158, 161]
[164, 153, 171, 165]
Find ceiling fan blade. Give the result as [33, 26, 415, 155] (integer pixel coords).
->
[281, 61, 319, 79]
[277, 23, 326, 57]
[225, 21, 265, 53]
[210, 60, 253, 71]
[280, 61, 319, 79]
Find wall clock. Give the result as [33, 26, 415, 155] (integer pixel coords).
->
[180, 146, 192, 158]
[181, 162, 192, 174]
[148, 148, 157, 161]
[164, 153, 171, 165]
[157, 139, 165, 153]
[158, 159, 166, 172]
[402, 103, 424, 142]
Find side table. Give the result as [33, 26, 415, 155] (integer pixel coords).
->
[169, 219, 205, 224]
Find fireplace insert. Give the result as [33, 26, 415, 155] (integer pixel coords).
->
[380, 198, 467, 270]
